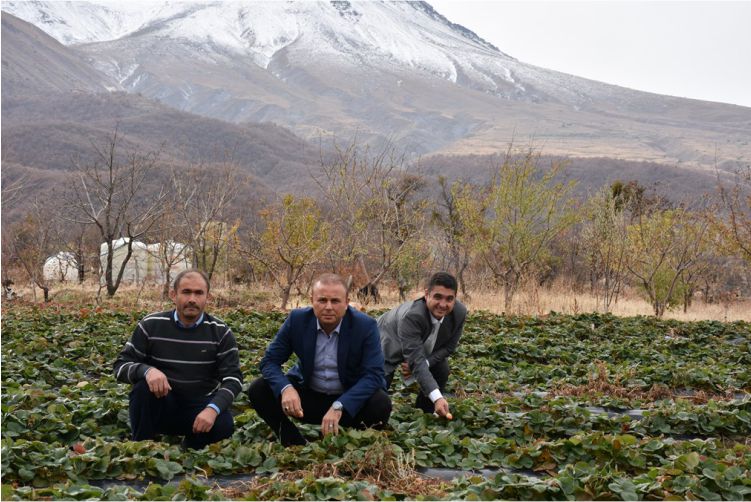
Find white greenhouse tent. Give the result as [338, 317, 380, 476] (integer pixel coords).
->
[99, 238, 191, 284]
[42, 252, 79, 282]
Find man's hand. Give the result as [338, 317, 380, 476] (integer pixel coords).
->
[400, 361, 411, 378]
[281, 386, 304, 418]
[321, 407, 343, 436]
[434, 397, 450, 418]
[193, 407, 217, 433]
[145, 368, 171, 398]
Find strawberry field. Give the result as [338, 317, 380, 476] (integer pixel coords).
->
[2, 305, 750, 500]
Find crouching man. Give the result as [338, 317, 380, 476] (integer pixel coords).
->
[378, 272, 466, 419]
[248, 273, 391, 446]
[113, 269, 242, 449]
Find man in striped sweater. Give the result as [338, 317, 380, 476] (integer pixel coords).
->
[113, 269, 243, 449]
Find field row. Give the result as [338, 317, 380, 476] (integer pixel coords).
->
[2, 306, 750, 499]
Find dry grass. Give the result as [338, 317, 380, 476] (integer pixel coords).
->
[218, 440, 447, 500]
[7, 279, 750, 322]
[366, 281, 751, 322]
[550, 361, 741, 404]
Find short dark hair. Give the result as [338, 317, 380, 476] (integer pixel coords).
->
[426, 272, 458, 294]
[173, 269, 211, 293]
[312, 273, 349, 296]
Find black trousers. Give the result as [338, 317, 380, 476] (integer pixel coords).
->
[386, 358, 450, 413]
[129, 379, 234, 449]
[247, 377, 392, 446]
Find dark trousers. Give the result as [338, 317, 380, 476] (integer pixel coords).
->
[129, 380, 234, 449]
[247, 377, 392, 447]
[386, 358, 450, 413]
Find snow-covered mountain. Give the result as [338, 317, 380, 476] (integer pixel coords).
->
[3, 1, 750, 164]
[3, 1, 522, 94]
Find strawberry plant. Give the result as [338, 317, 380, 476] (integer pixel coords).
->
[2, 306, 749, 499]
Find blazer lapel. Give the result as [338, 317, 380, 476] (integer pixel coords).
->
[435, 317, 452, 348]
[301, 315, 318, 383]
[336, 308, 353, 385]
[417, 299, 433, 343]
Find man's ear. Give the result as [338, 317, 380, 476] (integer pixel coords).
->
[169, 288, 176, 302]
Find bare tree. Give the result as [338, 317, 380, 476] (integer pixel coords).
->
[170, 163, 240, 280]
[364, 172, 428, 300]
[312, 140, 394, 284]
[312, 139, 427, 301]
[716, 165, 751, 265]
[432, 176, 479, 298]
[146, 208, 192, 299]
[1, 173, 29, 210]
[8, 201, 59, 301]
[56, 222, 101, 284]
[65, 129, 166, 297]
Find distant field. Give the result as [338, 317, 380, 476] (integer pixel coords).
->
[18, 280, 751, 323]
[2, 305, 750, 499]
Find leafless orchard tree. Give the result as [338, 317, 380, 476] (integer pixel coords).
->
[170, 162, 240, 280]
[1, 173, 29, 209]
[65, 129, 167, 297]
[716, 165, 751, 265]
[371, 172, 429, 301]
[312, 139, 427, 302]
[432, 176, 478, 298]
[145, 196, 192, 299]
[1, 174, 30, 285]
[7, 199, 60, 301]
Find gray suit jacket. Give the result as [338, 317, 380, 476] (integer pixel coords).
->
[377, 297, 467, 396]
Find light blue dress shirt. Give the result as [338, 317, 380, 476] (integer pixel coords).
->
[309, 319, 344, 395]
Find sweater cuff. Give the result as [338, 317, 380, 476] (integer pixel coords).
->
[140, 365, 153, 380]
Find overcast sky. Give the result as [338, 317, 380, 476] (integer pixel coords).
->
[430, 0, 751, 108]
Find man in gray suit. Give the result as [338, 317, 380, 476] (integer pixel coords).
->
[377, 272, 466, 418]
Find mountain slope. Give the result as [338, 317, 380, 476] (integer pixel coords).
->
[1, 12, 321, 222]
[0, 12, 117, 98]
[2, 1, 750, 168]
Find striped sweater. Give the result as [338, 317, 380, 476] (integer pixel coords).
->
[113, 310, 243, 412]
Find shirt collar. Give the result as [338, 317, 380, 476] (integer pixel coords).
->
[173, 310, 204, 329]
[316, 318, 343, 337]
[430, 313, 444, 326]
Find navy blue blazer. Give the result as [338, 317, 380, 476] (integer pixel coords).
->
[259, 306, 386, 417]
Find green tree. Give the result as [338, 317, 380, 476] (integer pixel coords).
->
[246, 195, 329, 309]
[626, 208, 712, 317]
[461, 149, 577, 311]
[581, 186, 628, 311]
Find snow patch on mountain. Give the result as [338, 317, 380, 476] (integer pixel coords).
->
[2, 1, 508, 76]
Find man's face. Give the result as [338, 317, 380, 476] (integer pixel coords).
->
[170, 272, 209, 323]
[424, 285, 456, 320]
[311, 281, 348, 332]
